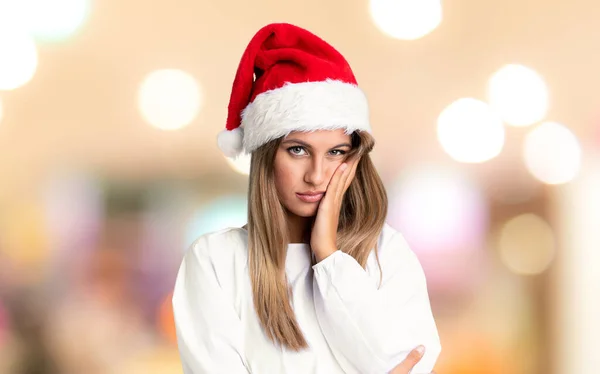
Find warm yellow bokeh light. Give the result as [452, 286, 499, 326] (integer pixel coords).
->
[0, 29, 38, 91]
[116, 346, 183, 374]
[138, 69, 202, 131]
[21, 0, 90, 42]
[369, 0, 442, 40]
[487, 64, 549, 127]
[0, 98, 3, 124]
[0, 202, 51, 278]
[437, 98, 505, 163]
[498, 213, 555, 275]
[524, 121, 581, 185]
[225, 152, 251, 176]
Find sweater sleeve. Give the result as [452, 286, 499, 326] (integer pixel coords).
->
[172, 236, 250, 374]
[312, 231, 441, 374]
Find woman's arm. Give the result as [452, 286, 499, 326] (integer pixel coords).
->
[312, 232, 441, 374]
[172, 236, 250, 374]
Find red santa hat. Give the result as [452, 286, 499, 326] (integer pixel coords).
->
[217, 23, 372, 158]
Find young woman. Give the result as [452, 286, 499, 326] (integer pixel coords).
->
[173, 23, 441, 374]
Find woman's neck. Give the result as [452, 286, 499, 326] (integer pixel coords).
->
[286, 213, 313, 244]
[242, 213, 313, 244]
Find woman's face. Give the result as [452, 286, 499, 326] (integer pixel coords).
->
[273, 129, 352, 218]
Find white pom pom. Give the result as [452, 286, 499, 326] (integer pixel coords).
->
[217, 127, 244, 158]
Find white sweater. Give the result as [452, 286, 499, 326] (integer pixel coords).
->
[172, 223, 441, 374]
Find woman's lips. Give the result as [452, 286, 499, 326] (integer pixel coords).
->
[296, 193, 324, 203]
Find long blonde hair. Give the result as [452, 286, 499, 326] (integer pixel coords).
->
[246, 130, 388, 350]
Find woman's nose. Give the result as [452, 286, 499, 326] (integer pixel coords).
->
[304, 159, 327, 186]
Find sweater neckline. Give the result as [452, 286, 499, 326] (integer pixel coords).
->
[238, 227, 310, 247]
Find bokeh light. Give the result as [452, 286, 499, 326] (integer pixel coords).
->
[0, 1, 24, 29]
[487, 64, 549, 127]
[369, 0, 442, 40]
[21, 0, 91, 42]
[1, 202, 51, 280]
[435, 322, 515, 374]
[523, 121, 581, 184]
[43, 172, 104, 254]
[158, 292, 177, 345]
[0, 98, 3, 124]
[388, 166, 489, 293]
[185, 195, 247, 248]
[437, 98, 505, 163]
[138, 69, 202, 131]
[0, 28, 38, 91]
[388, 166, 488, 253]
[497, 214, 555, 275]
[225, 152, 251, 175]
[116, 346, 183, 374]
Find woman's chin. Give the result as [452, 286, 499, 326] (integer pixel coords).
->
[289, 205, 318, 218]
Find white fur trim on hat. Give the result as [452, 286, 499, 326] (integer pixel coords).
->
[240, 79, 371, 154]
[217, 127, 244, 158]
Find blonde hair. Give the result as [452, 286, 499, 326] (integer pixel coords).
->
[246, 131, 388, 350]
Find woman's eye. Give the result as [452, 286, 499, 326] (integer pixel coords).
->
[288, 146, 306, 155]
[287, 147, 346, 156]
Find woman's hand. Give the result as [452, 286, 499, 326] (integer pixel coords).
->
[310, 155, 360, 262]
[389, 345, 437, 374]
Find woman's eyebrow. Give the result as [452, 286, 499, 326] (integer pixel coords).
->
[282, 139, 351, 149]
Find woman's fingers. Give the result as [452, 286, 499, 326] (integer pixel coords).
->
[336, 155, 360, 199]
[327, 162, 348, 196]
[324, 155, 360, 207]
[328, 161, 350, 203]
[389, 345, 425, 374]
[343, 155, 360, 191]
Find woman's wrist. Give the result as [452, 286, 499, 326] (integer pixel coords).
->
[313, 246, 337, 263]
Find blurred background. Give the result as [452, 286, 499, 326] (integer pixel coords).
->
[1, 0, 599, 373]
